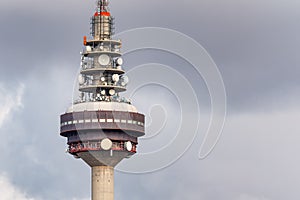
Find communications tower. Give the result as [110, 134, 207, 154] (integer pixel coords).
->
[60, 0, 145, 199]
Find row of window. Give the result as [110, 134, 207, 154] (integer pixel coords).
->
[61, 118, 144, 127]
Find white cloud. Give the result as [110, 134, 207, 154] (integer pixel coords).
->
[0, 83, 24, 127]
[0, 173, 34, 200]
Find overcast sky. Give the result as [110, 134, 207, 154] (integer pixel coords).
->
[0, 0, 300, 199]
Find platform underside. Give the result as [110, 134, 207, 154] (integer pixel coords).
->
[78, 150, 134, 167]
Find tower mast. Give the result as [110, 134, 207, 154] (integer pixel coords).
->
[60, 1, 145, 199]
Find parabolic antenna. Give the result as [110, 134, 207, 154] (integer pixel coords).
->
[100, 76, 106, 82]
[122, 76, 129, 84]
[117, 66, 122, 70]
[120, 75, 129, 86]
[116, 57, 123, 66]
[100, 138, 113, 150]
[98, 54, 110, 66]
[78, 74, 85, 85]
[125, 141, 133, 152]
[109, 89, 115, 95]
[86, 46, 92, 52]
[112, 74, 119, 82]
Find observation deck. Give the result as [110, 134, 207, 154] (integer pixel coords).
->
[60, 0, 145, 169]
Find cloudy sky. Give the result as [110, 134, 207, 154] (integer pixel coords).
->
[0, 0, 300, 199]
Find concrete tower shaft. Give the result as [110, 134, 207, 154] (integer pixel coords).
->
[92, 166, 114, 200]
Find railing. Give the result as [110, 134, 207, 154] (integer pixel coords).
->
[68, 141, 137, 154]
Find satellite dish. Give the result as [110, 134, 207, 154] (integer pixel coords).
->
[98, 54, 110, 66]
[78, 74, 85, 85]
[86, 46, 92, 52]
[100, 138, 112, 150]
[121, 76, 129, 86]
[125, 141, 133, 152]
[101, 90, 106, 95]
[100, 77, 106, 82]
[112, 74, 119, 82]
[123, 76, 129, 84]
[116, 58, 123, 66]
[117, 66, 122, 70]
[109, 89, 115, 96]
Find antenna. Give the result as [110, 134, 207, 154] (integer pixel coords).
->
[60, 1, 145, 199]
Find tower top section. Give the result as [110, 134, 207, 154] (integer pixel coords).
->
[91, 0, 114, 40]
[76, 0, 131, 105]
[94, 0, 111, 17]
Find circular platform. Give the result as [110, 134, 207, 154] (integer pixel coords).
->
[81, 68, 125, 75]
[84, 50, 122, 58]
[86, 39, 122, 46]
[79, 85, 126, 93]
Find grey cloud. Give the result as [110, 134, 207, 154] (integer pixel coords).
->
[0, 0, 299, 199]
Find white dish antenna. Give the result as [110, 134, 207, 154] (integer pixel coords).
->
[109, 89, 115, 96]
[125, 141, 133, 152]
[120, 75, 129, 86]
[86, 46, 92, 52]
[112, 74, 119, 82]
[101, 90, 106, 95]
[98, 54, 110, 66]
[100, 138, 113, 150]
[122, 76, 129, 84]
[100, 77, 106, 82]
[78, 74, 85, 85]
[117, 66, 122, 70]
[116, 57, 123, 66]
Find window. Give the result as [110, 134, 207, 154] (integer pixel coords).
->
[92, 119, 98, 123]
[114, 119, 120, 123]
[107, 119, 113, 123]
[100, 119, 106, 122]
